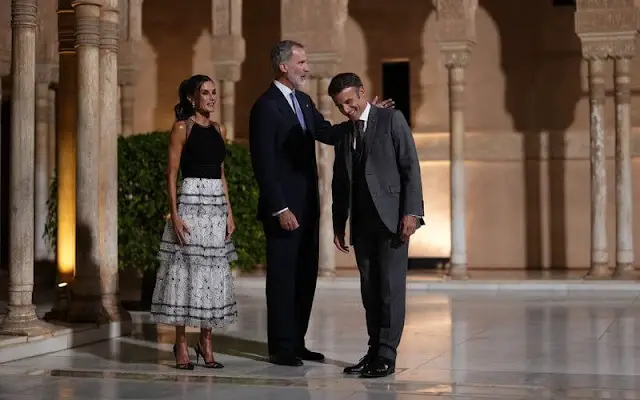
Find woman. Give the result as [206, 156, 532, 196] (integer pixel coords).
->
[150, 74, 238, 370]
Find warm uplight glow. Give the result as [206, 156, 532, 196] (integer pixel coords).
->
[409, 161, 452, 258]
[57, 137, 76, 278]
[409, 211, 451, 258]
[56, 55, 77, 280]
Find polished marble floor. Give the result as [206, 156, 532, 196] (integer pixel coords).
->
[2, 287, 640, 399]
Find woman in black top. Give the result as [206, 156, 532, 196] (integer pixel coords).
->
[150, 75, 238, 370]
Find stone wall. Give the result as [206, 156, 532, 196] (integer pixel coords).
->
[4, 0, 637, 270]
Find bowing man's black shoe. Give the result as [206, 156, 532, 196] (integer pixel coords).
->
[268, 353, 303, 367]
[343, 353, 371, 375]
[360, 356, 395, 378]
[296, 348, 325, 362]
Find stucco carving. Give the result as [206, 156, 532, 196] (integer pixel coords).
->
[577, 0, 634, 10]
[439, 41, 473, 68]
[580, 37, 636, 59]
[282, 0, 346, 55]
[575, 8, 638, 34]
[442, 49, 471, 68]
[211, 35, 245, 63]
[433, 0, 476, 45]
[434, 0, 477, 19]
[213, 63, 241, 82]
[308, 52, 341, 79]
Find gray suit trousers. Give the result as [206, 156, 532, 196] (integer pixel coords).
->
[352, 212, 408, 362]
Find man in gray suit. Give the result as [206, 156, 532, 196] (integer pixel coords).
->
[329, 72, 424, 378]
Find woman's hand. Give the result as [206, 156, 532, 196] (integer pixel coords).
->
[226, 212, 236, 240]
[171, 215, 190, 246]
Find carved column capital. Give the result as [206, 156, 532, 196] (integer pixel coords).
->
[118, 41, 136, 85]
[12, 0, 38, 29]
[614, 56, 632, 104]
[72, 1, 101, 48]
[579, 36, 636, 59]
[100, 7, 119, 52]
[211, 35, 245, 81]
[308, 52, 341, 79]
[439, 41, 473, 69]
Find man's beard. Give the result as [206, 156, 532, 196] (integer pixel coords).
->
[287, 72, 307, 91]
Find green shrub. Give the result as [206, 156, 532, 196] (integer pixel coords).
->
[44, 131, 264, 273]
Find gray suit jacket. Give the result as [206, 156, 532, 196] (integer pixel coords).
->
[332, 106, 424, 237]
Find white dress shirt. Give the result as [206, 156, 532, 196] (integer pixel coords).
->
[274, 80, 296, 112]
[353, 103, 371, 149]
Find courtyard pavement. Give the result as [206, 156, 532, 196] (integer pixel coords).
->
[1, 286, 640, 399]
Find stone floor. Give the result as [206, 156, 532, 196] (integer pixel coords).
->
[2, 287, 640, 399]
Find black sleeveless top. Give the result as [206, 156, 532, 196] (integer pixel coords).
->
[180, 121, 227, 179]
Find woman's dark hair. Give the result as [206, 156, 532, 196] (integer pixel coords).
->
[174, 74, 213, 121]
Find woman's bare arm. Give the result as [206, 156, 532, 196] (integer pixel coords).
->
[216, 123, 232, 216]
[167, 121, 187, 217]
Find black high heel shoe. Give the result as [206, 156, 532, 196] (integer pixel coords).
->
[194, 342, 224, 369]
[172, 344, 195, 370]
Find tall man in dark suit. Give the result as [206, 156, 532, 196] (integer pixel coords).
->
[249, 41, 393, 367]
[329, 72, 424, 378]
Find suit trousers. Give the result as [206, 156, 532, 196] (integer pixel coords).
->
[263, 208, 319, 356]
[351, 201, 408, 362]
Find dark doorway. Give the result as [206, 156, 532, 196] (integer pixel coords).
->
[382, 60, 411, 127]
[1, 95, 10, 270]
[553, 0, 575, 6]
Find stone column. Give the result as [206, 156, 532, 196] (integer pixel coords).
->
[48, 87, 57, 180]
[0, 0, 51, 335]
[35, 67, 51, 262]
[99, 0, 129, 320]
[443, 49, 471, 279]
[316, 76, 335, 277]
[434, 0, 476, 279]
[574, 0, 639, 278]
[0, 3, 9, 271]
[119, 73, 134, 136]
[67, 0, 105, 322]
[118, 40, 134, 136]
[613, 56, 634, 279]
[55, 0, 77, 282]
[118, 0, 140, 136]
[211, 0, 245, 141]
[219, 80, 236, 140]
[584, 57, 609, 279]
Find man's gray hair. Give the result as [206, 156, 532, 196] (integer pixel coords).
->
[270, 40, 304, 73]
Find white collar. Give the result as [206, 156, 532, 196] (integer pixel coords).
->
[273, 80, 294, 98]
[358, 102, 371, 124]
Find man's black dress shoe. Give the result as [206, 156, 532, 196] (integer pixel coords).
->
[268, 354, 303, 367]
[297, 348, 325, 362]
[343, 353, 371, 375]
[360, 356, 395, 378]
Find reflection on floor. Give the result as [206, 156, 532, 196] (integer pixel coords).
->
[1, 287, 640, 399]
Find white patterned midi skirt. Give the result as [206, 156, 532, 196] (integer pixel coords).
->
[150, 178, 239, 329]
